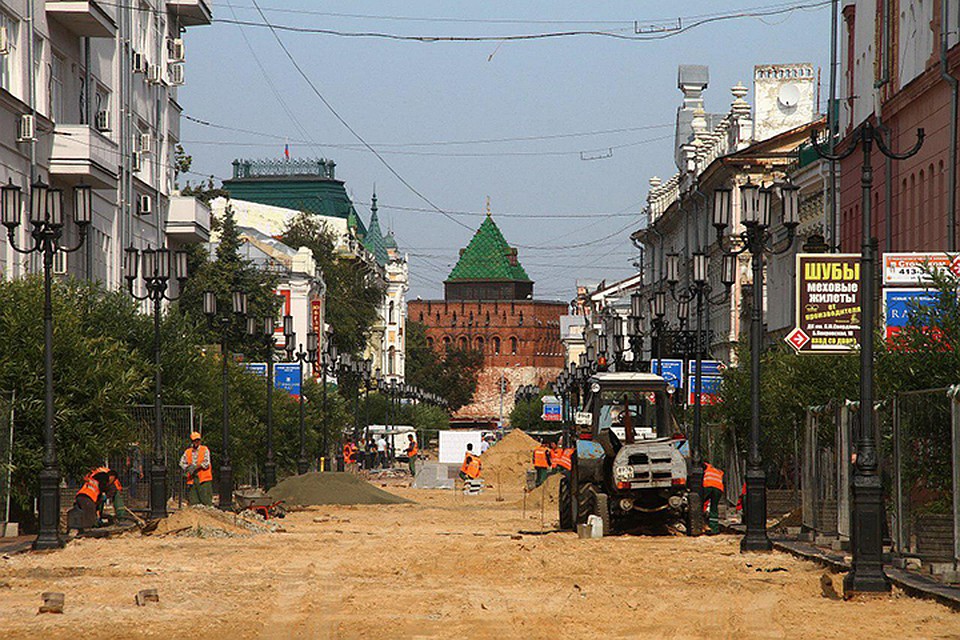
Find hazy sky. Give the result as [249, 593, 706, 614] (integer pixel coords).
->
[181, 1, 833, 300]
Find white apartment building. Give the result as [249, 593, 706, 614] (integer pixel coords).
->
[0, 0, 210, 286]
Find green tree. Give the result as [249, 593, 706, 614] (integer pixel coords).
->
[509, 391, 550, 431]
[280, 213, 384, 355]
[405, 321, 482, 411]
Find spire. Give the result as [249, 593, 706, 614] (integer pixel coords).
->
[362, 189, 388, 266]
[486, 196, 491, 217]
[371, 185, 378, 215]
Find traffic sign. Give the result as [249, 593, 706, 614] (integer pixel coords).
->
[650, 358, 683, 390]
[687, 360, 724, 376]
[687, 374, 722, 405]
[274, 362, 301, 398]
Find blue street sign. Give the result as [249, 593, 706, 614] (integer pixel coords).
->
[274, 362, 301, 398]
[650, 359, 684, 390]
[542, 403, 562, 421]
[688, 360, 724, 376]
[244, 363, 267, 377]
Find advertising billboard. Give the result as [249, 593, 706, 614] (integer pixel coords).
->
[786, 254, 861, 354]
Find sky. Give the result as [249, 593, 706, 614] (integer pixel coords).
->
[180, 1, 833, 301]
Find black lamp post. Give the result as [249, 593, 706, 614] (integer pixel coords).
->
[203, 288, 248, 509]
[648, 290, 667, 378]
[665, 251, 736, 536]
[3, 181, 91, 549]
[125, 245, 189, 519]
[249, 316, 279, 490]
[810, 121, 924, 592]
[320, 343, 337, 470]
[362, 359, 372, 440]
[712, 177, 800, 552]
[284, 315, 318, 475]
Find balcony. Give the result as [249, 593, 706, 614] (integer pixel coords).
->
[167, 195, 211, 243]
[45, 1, 117, 38]
[50, 124, 119, 190]
[167, 0, 212, 27]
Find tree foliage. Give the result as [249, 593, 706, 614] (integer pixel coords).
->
[509, 391, 551, 431]
[405, 321, 483, 411]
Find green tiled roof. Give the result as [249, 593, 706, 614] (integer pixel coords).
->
[446, 215, 531, 282]
[362, 208, 389, 266]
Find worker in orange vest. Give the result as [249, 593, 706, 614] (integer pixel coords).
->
[554, 446, 574, 476]
[343, 441, 358, 471]
[702, 462, 725, 534]
[405, 434, 419, 477]
[179, 432, 213, 506]
[70, 468, 106, 531]
[532, 442, 552, 487]
[548, 441, 561, 472]
[459, 443, 482, 481]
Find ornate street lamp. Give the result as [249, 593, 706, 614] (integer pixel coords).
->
[810, 121, 924, 591]
[245, 316, 280, 489]
[284, 315, 318, 475]
[203, 289, 248, 509]
[4, 182, 91, 549]
[125, 245, 189, 518]
[713, 177, 800, 552]
[648, 289, 667, 378]
[665, 250, 736, 536]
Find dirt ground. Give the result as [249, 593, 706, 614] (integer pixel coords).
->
[1, 484, 958, 640]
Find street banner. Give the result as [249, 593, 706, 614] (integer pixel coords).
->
[541, 395, 562, 422]
[650, 358, 684, 390]
[883, 288, 940, 341]
[687, 374, 722, 406]
[786, 253, 861, 354]
[882, 252, 960, 286]
[274, 362, 301, 398]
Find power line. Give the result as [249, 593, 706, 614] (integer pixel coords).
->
[247, 0, 474, 232]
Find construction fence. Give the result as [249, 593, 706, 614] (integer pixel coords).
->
[107, 405, 199, 511]
[0, 392, 12, 535]
[801, 388, 960, 580]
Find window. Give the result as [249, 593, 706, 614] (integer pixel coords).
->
[50, 54, 64, 122]
[33, 36, 44, 114]
[136, 2, 149, 53]
[426, 337, 434, 349]
[0, 12, 19, 94]
[510, 337, 518, 355]
[475, 336, 484, 351]
[388, 346, 396, 375]
[458, 337, 467, 349]
[493, 336, 501, 354]
[388, 301, 395, 325]
[443, 336, 451, 349]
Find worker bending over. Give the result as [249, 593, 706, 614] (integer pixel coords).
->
[70, 467, 124, 531]
[459, 443, 482, 481]
[180, 431, 213, 506]
[702, 462, 725, 535]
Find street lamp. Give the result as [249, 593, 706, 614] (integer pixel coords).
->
[284, 315, 318, 475]
[246, 315, 280, 489]
[713, 177, 800, 552]
[810, 121, 924, 592]
[648, 289, 667, 378]
[665, 250, 736, 536]
[3, 182, 91, 549]
[203, 288, 248, 509]
[125, 244, 189, 519]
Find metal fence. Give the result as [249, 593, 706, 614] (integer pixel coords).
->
[108, 405, 198, 511]
[891, 387, 960, 577]
[0, 392, 12, 535]
[801, 401, 854, 541]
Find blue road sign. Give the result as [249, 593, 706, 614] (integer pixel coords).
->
[542, 403, 562, 421]
[650, 359, 684, 390]
[244, 363, 267, 377]
[274, 362, 301, 398]
[883, 288, 939, 340]
[688, 374, 722, 405]
[688, 360, 724, 376]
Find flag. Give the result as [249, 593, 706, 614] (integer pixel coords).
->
[284, 143, 290, 159]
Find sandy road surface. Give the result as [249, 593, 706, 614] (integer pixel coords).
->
[1, 486, 958, 640]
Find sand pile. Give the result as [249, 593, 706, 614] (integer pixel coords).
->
[516, 473, 561, 510]
[150, 505, 272, 538]
[269, 472, 412, 506]
[481, 429, 539, 490]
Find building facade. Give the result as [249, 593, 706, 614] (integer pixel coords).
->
[839, 1, 960, 253]
[633, 63, 825, 364]
[407, 212, 565, 426]
[0, 0, 211, 286]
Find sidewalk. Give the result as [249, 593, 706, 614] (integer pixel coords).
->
[723, 521, 960, 611]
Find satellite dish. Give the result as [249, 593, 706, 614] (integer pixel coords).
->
[778, 83, 801, 108]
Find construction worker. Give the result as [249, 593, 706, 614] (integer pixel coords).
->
[554, 445, 574, 476]
[532, 441, 551, 487]
[459, 443, 482, 481]
[548, 441, 561, 474]
[405, 434, 419, 477]
[702, 461, 725, 535]
[180, 432, 213, 506]
[70, 468, 105, 531]
[95, 466, 127, 520]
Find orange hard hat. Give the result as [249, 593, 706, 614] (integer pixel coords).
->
[189, 431, 202, 441]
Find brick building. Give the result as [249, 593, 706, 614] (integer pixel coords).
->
[407, 213, 566, 426]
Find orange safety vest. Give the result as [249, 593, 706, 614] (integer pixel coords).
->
[703, 463, 724, 491]
[460, 453, 482, 479]
[184, 446, 213, 485]
[76, 473, 100, 503]
[555, 448, 574, 471]
[533, 446, 550, 469]
[90, 466, 121, 492]
[406, 442, 418, 457]
[343, 443, 357, 464]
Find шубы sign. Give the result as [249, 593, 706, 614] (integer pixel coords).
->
[786, 254, 861, 354]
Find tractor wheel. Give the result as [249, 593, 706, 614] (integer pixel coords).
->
[576, 483, 595, 525]
[559, 476, 573, 531]
[593, 492, 612, 536]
